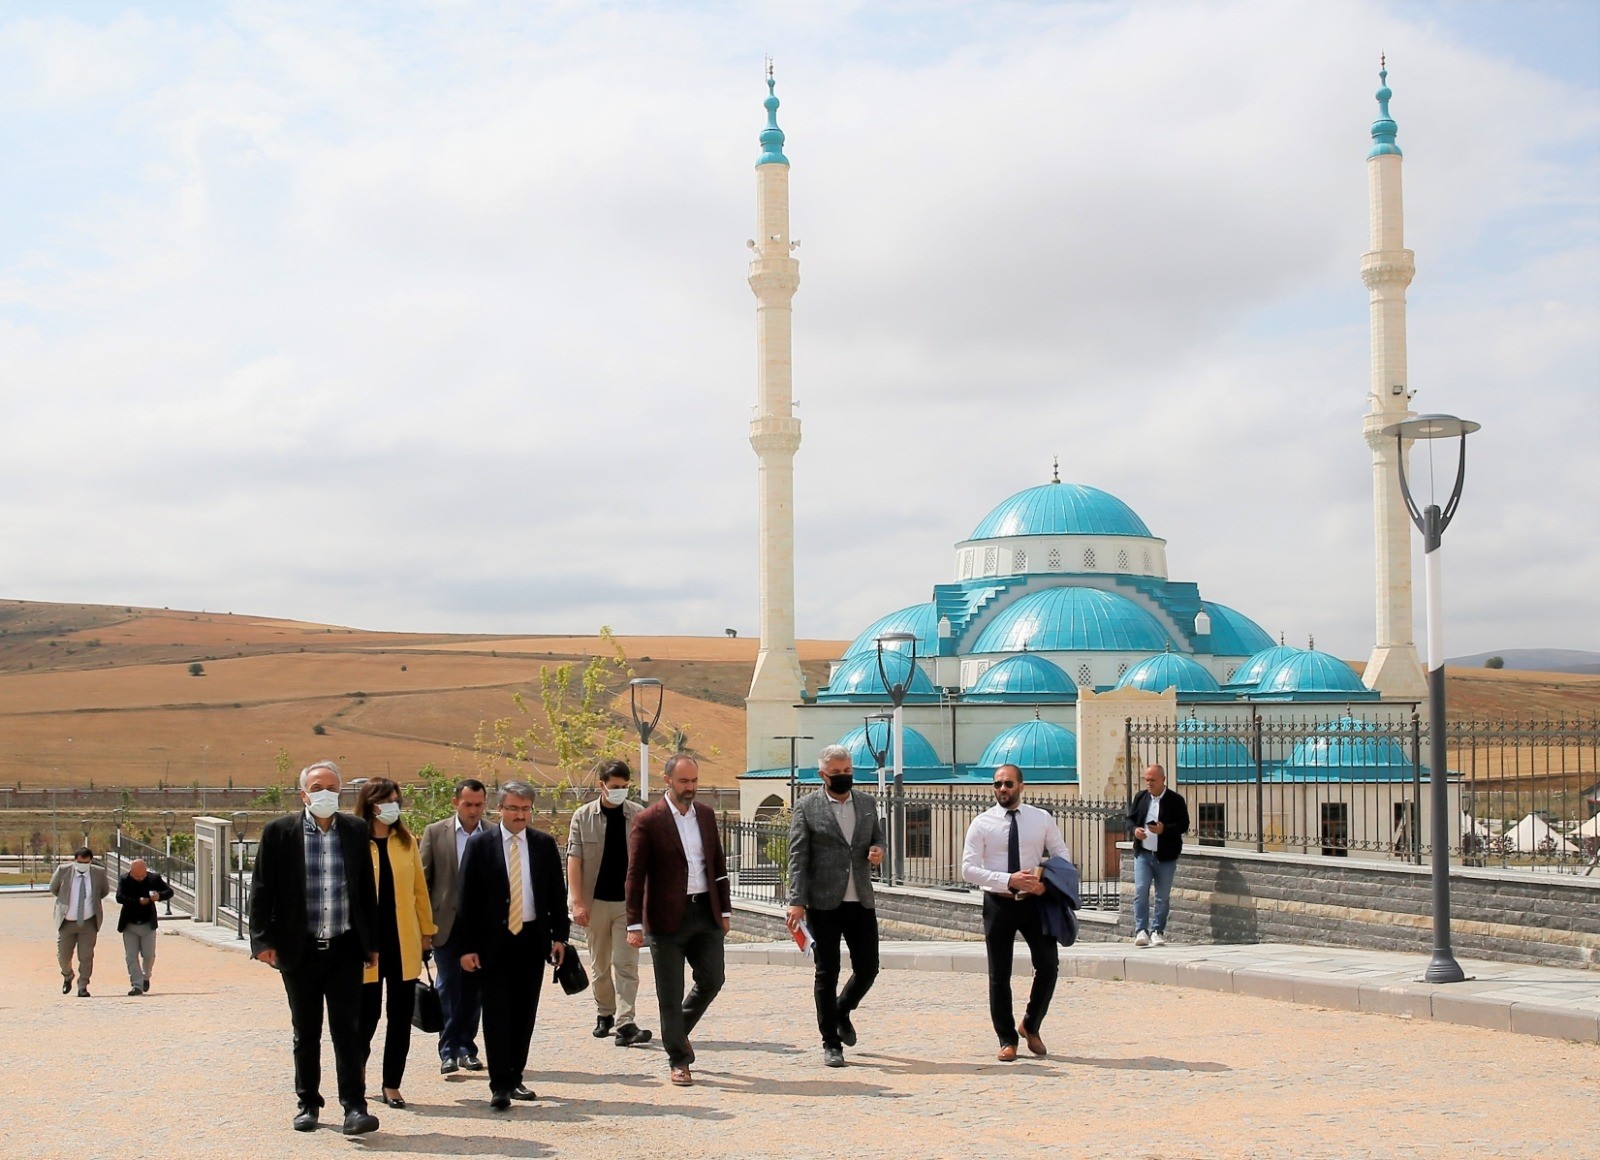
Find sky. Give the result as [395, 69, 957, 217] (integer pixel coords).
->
[0, 0, 1595, 663]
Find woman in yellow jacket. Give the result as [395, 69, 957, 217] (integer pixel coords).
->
[355, 777, 437, 1109]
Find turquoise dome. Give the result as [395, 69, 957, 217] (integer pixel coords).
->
[842, 602, 939, 659]
[1284, 717, 1415, 781]
[816, 649, 938, 703]
[1174, 718, 1256, 783]
[1253, 651, 1369, 698]
[1200, 601, 1275, 657]
[836, 722, 940, 771]
[969, 481, 1152, 540]
[1226, 645, 1304, 690]
[1116, 652, 1222, 697]
[977, 719, 1078, 780]
[971, 587, 1173, 654]
[966, 654, 1076, 701]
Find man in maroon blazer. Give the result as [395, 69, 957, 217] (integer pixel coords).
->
[625, 754, 731, 1088]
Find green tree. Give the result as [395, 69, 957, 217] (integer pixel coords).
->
[188, 662, 205, 677]
[1485, 656, 1505, 670]
[402, 762, 460, 830]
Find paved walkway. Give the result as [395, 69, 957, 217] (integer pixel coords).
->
[6, 894, 1596, 1159]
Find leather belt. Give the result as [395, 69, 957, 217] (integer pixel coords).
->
[686, 892, 709, 903]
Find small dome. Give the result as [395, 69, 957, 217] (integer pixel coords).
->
[1174, 718, 1256, 782]
[842, 602, 939, 659]
[1200, 601, 1275, 657]
[969, 481, 1152, 540]
[967, 654, 1076, 700]
[977, 719, 1078, 780]
[1253, 651, 1368, 697]
[971, 587, 1172, 654]
[1226, 645, 1305, 690]
[816, 649, 938, 703]
[835, 723, 941, 771]
[1285, 717, 1414, 780]
[1116, 652, 1223, 697]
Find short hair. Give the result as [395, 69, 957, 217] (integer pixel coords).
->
[816, 744, 852, 770]
[299, 760, 342, 792]
[663, 753, 698, 780]
[996, 763, 1024, 782]
[453, 778, 487, 798]
[499, 780, 536, 806]
[594, 758, 632, 783]
[74, 846, 93, 859]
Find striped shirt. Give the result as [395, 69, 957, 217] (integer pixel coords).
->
[302, 811, 350, 940]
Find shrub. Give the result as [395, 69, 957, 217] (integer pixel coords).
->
[312, 724, 327, 735]
[1485, 656, 1505, 669]
[188, 662, 205, 677]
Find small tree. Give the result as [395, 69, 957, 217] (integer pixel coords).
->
[188, 662, 205, 677]
[1485, 656, 1505, 670]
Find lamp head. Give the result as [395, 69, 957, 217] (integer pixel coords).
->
[1379, 413, 1480, 441]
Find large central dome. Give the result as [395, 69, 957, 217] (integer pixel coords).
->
[969, 481, 1153, 540]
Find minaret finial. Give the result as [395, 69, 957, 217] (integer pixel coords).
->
[756, 59, 789, 167]
[1051, 456, 1060, 483]
[1368, 58, 1401, 159]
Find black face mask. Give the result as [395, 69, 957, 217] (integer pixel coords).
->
[826, 774, 854, 795]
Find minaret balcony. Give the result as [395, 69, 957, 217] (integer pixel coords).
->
[749, 415, 802, 455]
[1361, 249, 1415, 290]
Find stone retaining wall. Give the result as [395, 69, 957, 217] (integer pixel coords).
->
[730, 885, 1122, 944]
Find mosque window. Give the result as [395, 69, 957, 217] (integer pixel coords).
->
[1076, 664, 1093, 686]
[983, 547, 997, 576]
[1047, 549, 1061, 571]
[1142, 550, 1152, 571]
[1117, 549, 1130, 571]
[1012, 549, 1027, 573]
[1116, 662, 1129, 679]
[961, 551, 973, 580]
[1083, 548, 1096, 569]
[1225, 666, 1237, 683]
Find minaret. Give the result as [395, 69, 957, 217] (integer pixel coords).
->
[745, 65, 807, 770]
[1361, 61, 1427, 700]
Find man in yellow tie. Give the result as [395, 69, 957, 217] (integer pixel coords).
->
[456, 782, 569, 1111]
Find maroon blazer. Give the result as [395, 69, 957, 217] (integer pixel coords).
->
[624, 798, 731, 934]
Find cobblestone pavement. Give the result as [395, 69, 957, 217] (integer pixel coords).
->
[5, 896, 1595, 1159]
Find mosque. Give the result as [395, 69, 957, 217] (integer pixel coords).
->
[737, 66, 1431, 828]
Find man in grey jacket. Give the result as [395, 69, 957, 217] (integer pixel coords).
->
[51, 846, 110, 997]
[786, 745, 886, 1068]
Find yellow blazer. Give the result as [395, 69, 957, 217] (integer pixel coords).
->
[365, 832, 438, 984]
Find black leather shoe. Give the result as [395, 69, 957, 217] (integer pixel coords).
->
[509, 1085, 537, 1101]
[77, 988, 90, 998]
[440, 1056, 459, 1075]
[823, 1046, 846, 1068]
[614, 1023, 653, 1047]
[142, 978, 151, 993]
[489, 1091, 511, 1111]
[292, 1106, 319, 1132]
[378, 1092, 406, 1109]
[836, 1011, 857, 1047]
[460, 1053, 484, 1071]
[592, 1014, 615, 1038]
[62, 979, 72, 995]
[341, 1109, 379, 1135]
[128, 986, 142, 996]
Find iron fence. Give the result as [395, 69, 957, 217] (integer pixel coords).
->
[1124, 713, 1600, 872]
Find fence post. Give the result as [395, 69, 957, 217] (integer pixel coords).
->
[1123, 718, 1135, 802]
[1411, 713, 1424, 865]
[892, 771, 906, 886]
[1252, 713, 1265, 855]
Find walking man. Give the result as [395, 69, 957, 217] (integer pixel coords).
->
[50, 846, 109, 997]
[961, 763, 1070, 1061]
[567, 759, 652, 1047]
[1128, 763, 1190, 947]
[625, 754, 730, 1088]
[455, 781, 569, 1111]
[115, 858, 174, 995]
[419, 777, 488, 1073]
[249, 760, 381, 1135]
[785, 745, 885, 1068]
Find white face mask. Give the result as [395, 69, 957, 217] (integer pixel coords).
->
[306, 789, 340, 819]
[375, 802, 402, 825]
[604, 787, 630, 806]
[75, 862, 92, 873]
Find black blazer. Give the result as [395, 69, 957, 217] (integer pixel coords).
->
[115, 871, 174, 932]
[249, 811, 379, 971]
[1127, 789, 1190, 863]
[453, 823, 570, 968]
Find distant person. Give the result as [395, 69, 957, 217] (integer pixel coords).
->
[454, 781, 569, 1111]
[567, 759, 652, 1046]
[786, 745, 885, 1068]
[625, 755, 731, 1088]
[419, 778, 488, 1074]
[249, 760, 381, 1136]
[51, 846, 109, 997]
[961, 764, 1070, 1061]
[1128, 763, 1190, 948]
[115, 858, 174, 995]
[355, 778, 437, 1110]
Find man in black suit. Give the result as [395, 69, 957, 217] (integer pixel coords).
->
[115, 858, 174, 995]
[250, 760, 381, 1136]
[455, 780, 570, 1111]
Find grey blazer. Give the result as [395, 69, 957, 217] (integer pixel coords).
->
[787, 790, 886, 911]
[50, 864, 110, 929]
[419, 817, 471, 945]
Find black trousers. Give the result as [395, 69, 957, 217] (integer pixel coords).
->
[479, 925, 547, 1094]
[982, 893, 1058, 1046]
[360, 974, 417, 1090]
[280, 934, 367, 1112]
[809, 901, 880, 1048]
[648, 895, 725, 1067]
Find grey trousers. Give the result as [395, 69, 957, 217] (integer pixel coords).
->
[58, 919, 99, 985]
[123, 922, 157, 986]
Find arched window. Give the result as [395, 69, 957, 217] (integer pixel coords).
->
[1083, 547, 1096, 569]
[1011, 549, 1027, 573]
[1047, 548, 1062, 571]
[1142, 550, 1152, 571]
[960, 551, 973, 579]
[983, 547, 997, 576]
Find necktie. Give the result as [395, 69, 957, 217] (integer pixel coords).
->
[1006, 810, 1021, 875]
[506, 836, 525, 936]
[75, 872, 90, 921]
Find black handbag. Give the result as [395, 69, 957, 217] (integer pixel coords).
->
[412, 957, 444, 1033]
[552, 950, 589, 996]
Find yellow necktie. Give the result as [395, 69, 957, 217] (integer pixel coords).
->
[507, 835, 525, 935]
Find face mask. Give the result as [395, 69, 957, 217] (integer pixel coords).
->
[75, 862, 92, 873]
[375, 802, 402, 825]
[604, 787, 630, 806]
[306, 789, 340, 819]
[826, 774, 854, 795]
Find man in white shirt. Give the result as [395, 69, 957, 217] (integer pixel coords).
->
[961, 764, 1070, 1061]
[50, 846, 109, 997]
[1127, 764, 1190, 947]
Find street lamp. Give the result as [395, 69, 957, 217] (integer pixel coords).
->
[112, 807, 127, 855]
[160, 811, 176, 915]
[628, 678, 665, 801]
[80, 817, 92, 849]
[875, 632, 919, 886]
[775, 735, 813, 806]
[1381, 412, 1480, 985]
[231, 812, 250, 940]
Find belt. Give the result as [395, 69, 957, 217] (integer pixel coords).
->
[686, 892, 709, 903]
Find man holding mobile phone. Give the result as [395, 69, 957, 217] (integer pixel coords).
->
[1128, 764, 1190, 948]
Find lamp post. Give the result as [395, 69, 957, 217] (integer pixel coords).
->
[113, 807, 126, 855]
[628, 678, 665, 801]
[875, 632, 919, 886]
[862, 712, 893, 883]
[80, 817, 92, 850]
[231, 812, 249, 940]
[775, 735, 813, 806]
[160, 811, 176, 915]
[1381, 412, 1480, 984]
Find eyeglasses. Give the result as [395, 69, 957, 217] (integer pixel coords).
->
[500, 805, 534, 815]
[993, 780, 1016, 789]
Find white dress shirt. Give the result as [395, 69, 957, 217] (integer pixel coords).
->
[961, 803, 1070, 895]
[672, 803, 709, 894]
[454, 814, 480, 867]
[1141, 791, 1164, 851]
[70, 867, 94, 921]
[501, 827, 536, 924]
